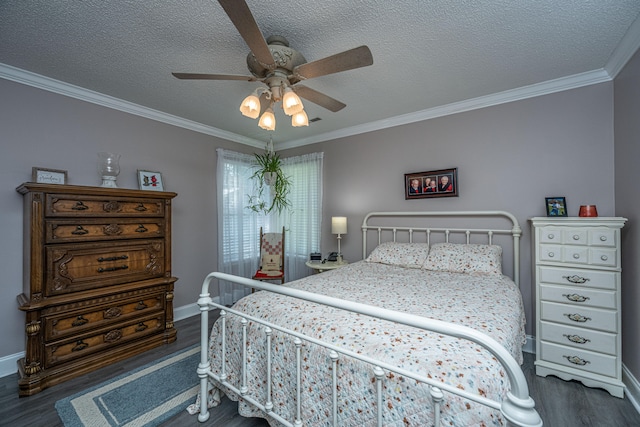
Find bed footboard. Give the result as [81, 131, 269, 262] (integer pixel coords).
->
[195, 273, 542, 427]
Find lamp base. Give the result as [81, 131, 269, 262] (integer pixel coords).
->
[101, 176, 118, 188]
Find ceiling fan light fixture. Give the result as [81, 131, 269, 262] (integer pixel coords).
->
[282, 87, 304, 116]
[240, 92, 261, 119]
[291, 110, 309, 127]
[258, 107, 276, 131]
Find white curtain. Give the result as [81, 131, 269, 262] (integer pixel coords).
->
[217, 148, 323, 305]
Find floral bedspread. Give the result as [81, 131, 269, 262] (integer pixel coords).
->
[188, 261, 527, 426]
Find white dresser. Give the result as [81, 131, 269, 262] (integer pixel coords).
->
[530, 217, 627, 398]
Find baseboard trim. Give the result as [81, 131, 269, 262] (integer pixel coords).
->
[624, 363, 640, 414]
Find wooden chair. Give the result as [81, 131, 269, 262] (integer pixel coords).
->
[252, 226, 285, 286]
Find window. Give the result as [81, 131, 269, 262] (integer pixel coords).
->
[217, 149, 323, 304]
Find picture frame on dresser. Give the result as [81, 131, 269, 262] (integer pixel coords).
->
[137, 169, 164, 191]
[545, 196, 567, 217]
[32, 167, 67, 184]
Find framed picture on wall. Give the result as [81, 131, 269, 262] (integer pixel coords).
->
[405, 168, 458, 199]
[137, 170, 164, 191]
[545, 197, 567, 217]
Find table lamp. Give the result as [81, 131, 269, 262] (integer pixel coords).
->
[331, 216, 347, 263]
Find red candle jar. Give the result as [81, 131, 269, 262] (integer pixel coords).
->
[579, 205, 598, 217]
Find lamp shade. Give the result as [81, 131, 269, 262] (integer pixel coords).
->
[282, 87, 304, 116]
[258, 107, 276, 131]
[239, 93, 261, 119]
[291, 110, 309, 127]
[331, 216, 347, 235]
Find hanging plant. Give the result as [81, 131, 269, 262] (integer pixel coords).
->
[246, 150, 292, 215]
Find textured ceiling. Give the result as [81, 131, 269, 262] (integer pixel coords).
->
[1, 1, 639, 149]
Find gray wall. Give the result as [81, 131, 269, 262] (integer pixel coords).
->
[1, 72, 633, 383]
[614, 47, 640, 383]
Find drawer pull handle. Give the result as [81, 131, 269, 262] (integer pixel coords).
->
[563, 275, 590, 284]
[563, 355, 590, 366]
[564, 313, 591, 323]
[601, 255, 608, 261]
[135, 203, 148, 212]
[135, 322, 149, 332]
[563, 293, 590, 303]
[97, 265, 129, 273]
[136, 224, 148, 233]
[572, 253, 580, 259]
[135, 301, 148, 310]
[72, 315, 89, 327]
[72, 340, 89, 352]
[564, 334, 591, 344]
[72, 201, 89, 211]
[71, 225, 89, 235]
[572, 235, 580, 240]
[97, 255, 129, 262]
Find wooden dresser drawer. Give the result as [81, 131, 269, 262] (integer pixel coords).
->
[45, 240, 165, 296]
[540, 301, 617, 332]
[539, 341, 617, 378]
[538, 266, 617, 290]
[46, 194, 165, 217]
[44, 312, 164, 368]
[539, 284, 616, 309]
[43, 291, 165, 340]
[46, 219, 165, 243]
[539, 321, 617, 355]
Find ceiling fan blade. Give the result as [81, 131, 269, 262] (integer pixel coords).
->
[172, 72, 259, 81]
[293, 85, 346, 112]
[293, 46, 373, 80]
[218, 0, 275, 68]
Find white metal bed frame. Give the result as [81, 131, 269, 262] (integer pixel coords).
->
[195, 211, 542, 426]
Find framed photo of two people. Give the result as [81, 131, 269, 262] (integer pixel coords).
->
[405, 167, 458, 199]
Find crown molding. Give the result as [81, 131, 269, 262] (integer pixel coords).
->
[278, 69, 612, 149]
[605, 12, 640, 78]
[0, 62, 618, 151]
[0, 63, 265, 149]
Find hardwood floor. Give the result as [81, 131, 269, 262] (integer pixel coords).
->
[1, 313, 639, 426]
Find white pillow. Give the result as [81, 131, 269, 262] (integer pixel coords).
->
[423, 242, 502, 275]
[365, 242, 430, 269]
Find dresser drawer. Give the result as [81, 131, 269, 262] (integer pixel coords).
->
[46, 194, 165, 217]
[539, 284, 616, 309]
[43, 292, 164, 341]
[539, 341, 617, 378]
[540, 301, 617, 332]
[539, 321, 617, 355]
[44, 312, 164, 368]
[45, 240, 165, 296]
[538, 266, 617, 290]
[46, 219, 165, 243]
[588, 228, 617, 247]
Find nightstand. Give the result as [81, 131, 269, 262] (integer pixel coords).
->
[305, 260, 348, 273]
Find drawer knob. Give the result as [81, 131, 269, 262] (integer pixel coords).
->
[547, 233, 555, 239]
[71, 315, 89, 327]
[572, 235, 580, 240]
[572, 253, 580, 259]
[563, 334, 591, 344]
[563, 355, 590, 366]
[563, 275, 590, 284]
[600, 235, 607, 241]
[72, 340, 89, 352]
[562, 293, 590, 303]
[547, 252, 555, 258]
[71, 225, 89, 235]
[601, 255, 608, 261]
[564, 313, 591, 323]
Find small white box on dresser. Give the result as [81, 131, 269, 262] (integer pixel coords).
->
[530, 216, 627, 398]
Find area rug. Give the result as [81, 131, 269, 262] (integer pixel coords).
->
[55, 345, 200, 427]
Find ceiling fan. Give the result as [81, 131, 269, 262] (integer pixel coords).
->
[172, 0, 373, 130]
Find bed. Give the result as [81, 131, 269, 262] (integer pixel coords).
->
[189, 211, 542, 426]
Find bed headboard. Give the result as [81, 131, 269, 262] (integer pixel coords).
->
[361, 211, 522, 285]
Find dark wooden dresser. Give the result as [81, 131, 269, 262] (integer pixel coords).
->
[15, 183, 178, 396]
